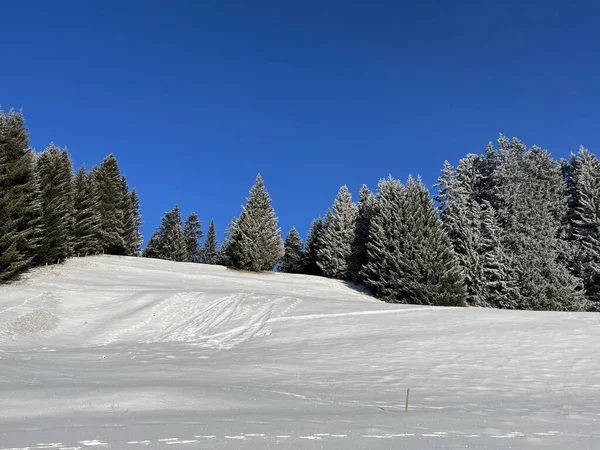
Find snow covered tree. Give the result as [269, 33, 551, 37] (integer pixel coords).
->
[157, 205, 188, 262]
[72, 166, 102, 256]
[317, 185, 358, 279]
[183, 212, 203, 262]
[122, 188, 143, 256]
[302, 217, 324, 276]
[0, 110, 41, 282]
[93, 154, 126, 255]
[280, 227, 304, 273]
[142, 231, 161, 259]
[226, 174, 284, 271]
[201, 219, 219, 264]
[35, 144, 74, 265]
[565, 147, 600, 308]
[493, 137, 584, 311]
[363, 176, 466, 306]
[348, 184, 375, 282]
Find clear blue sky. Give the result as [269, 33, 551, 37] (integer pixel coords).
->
[2, 0, 598, 244]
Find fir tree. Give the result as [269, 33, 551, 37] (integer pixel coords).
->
[317, 185, 358, 279]
[123, 188, 143, 256]
[183, 212, 203, 262]
[493, 137, 584, 310]
[302, 217, 324, 276]
[566, 147, 600, 308]
[364, 176, 466, 306]
[93, 154, 126, 255]
[280, 227, 304, 273]
[142, 231, 161, 259]
[35, 144, 74, 265]
[349, 184, 375, 282]
[201, 219, 219, 264]
[157, 205, 188, 262]
[0, 110, 41, 282]
[72, 166, 102, 256]
[226, 174, 284, 271]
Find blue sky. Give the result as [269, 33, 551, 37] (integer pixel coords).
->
[2, 0, 598, 243]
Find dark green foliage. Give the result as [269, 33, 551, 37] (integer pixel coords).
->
[349, 184, 375, 282]
[280, 227, 304, 273]
[142, 231, 161, 259]
[93, 154, 126, 255]
[226, 174, 284, 271]
[364, 176, 466, 306]
[183, 212, 203, 262]
[201, 219, 219, 264]
[302, 217, 324, 276]
[0, 110, 41, 282]
[72, 166, 102, 256]
[152, 205, 188, 262]
[35, 145, 74, 265]
[123, 188, 143, 256]
[317, 186, 357, 279]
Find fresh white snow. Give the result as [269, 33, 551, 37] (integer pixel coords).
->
[1, 255, 599, 449]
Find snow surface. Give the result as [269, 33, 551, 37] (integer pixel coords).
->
[1, 255, 599, 449]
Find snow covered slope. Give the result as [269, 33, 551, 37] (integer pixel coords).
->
[1, 255, 599, 449]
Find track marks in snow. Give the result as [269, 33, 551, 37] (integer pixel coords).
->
[102, 292, 301, 349]
[267, 306, 438, 323]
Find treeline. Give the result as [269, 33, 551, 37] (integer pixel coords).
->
[0, 110, 141, 283]
[145, 137, 599, 312]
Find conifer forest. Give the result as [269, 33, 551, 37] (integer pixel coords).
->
[2, 109, 599, 311]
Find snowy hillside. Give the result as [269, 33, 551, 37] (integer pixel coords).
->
[1, 256, 599, 449]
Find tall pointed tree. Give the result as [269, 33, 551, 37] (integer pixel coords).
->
[93, 154, 126, 255]
[123, 188, 143, 256]
[35, 144, 74, 265]
[349, 184, 375, 282]
[72, 166, 102, 256]
[183, 212, 203, 262]
[302, 217, 324, 276]
[317, 185, 358, 279]
[158, 205, 188, 262]
[280, 227, 304, 273]
[0, 110, 41, 281]
[201, 219, 219, 264]
[226, 174, 284, 271]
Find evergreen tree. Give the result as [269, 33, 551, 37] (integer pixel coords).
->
[35, 144, 74, 265]
[142, 231, 161, 259]
[363, 176, 466, 306]
[302, 217, 324, 276]
[226, 174, 284, 271]
[72, 166, 102, 256]
[183, 212, 203, 262]
[493, 137, 584, 310]
[93, 154, 126, 255]
[317, 185, 358, 279]
[157, 205, 188, 262]
[201, 219, 219, 264]
[280, 227, 304, 273]
[348, 184, 375, 282]
[566, 147, 600, 308]
[123, 188, 143, 256]
[0, 110, 41, 281]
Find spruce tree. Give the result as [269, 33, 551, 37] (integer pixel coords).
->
[566, 147, 600, 308]
[302, 217, 324, 276]
[35, 144, 74, 265]
[93, 154, 126, 255]
[493, 137, 584, 310]
[317, 185, 358, 279]
[349, 184, 375, 282]
[201, 219, 219, 264]
[123, 189, 143, 256]
[280, 227, 304, 273]
[364, 176, 466, 306]
[158, 205, 188, 262]
[0, 110, 41, 281]
[72, 166, 102, 256]
[142, 231, 161, 259]
[226, 174, 284, 271]
[183, 212, 203, 262]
